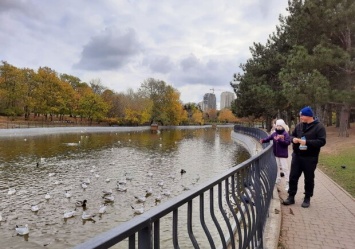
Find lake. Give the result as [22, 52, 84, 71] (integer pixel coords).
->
[0, 125, 249, 248]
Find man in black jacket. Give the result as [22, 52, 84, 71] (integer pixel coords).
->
[283, 106, 326, 208]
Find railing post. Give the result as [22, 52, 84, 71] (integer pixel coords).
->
[253, 157, 264, 249]
[129, 234, 135, 249]
[173, 209, 180, 248]
[187, 200, 200, 248]
[154, 220, 160, 249]
[139, 224, 153, 249]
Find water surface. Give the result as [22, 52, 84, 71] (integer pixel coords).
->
[0, 126, 249, 248]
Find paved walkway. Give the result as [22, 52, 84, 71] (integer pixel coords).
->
[277, 155, 355, 249]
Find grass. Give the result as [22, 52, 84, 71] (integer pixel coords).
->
[319, 147, 355, 197]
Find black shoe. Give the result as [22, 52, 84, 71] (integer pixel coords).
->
[280, 172, 285, 177]
[301, 197, 310, 208]
[283, 196, 295, 205]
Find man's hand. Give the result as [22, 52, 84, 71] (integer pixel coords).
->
[293, 138, 306, 145]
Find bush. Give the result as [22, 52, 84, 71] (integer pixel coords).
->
[103, 117, 120, 126]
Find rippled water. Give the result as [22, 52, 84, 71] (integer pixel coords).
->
[0, 126, 249, 248]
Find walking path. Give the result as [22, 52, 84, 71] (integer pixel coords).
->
[277, 154, 355, 249]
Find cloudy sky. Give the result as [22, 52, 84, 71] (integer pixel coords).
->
[1, 0, 289, 108]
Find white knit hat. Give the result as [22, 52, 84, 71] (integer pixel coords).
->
[275, 119, 289, 132]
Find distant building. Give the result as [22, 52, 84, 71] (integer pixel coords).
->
[198, 101, 205, 112]
[220, 91, 235, 109]
[202, 93, 216, 112]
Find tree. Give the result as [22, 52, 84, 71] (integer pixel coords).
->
[60, 74, 82, 91]
[57, 79, 78, 120]
[206, 109, 218, 123]
[326, 0, 355, 131]
[164, 89, 186, 125]
[89, 78, 106, 95]
[101, 89, 116, 118]
[280, 0, 355, 129]
[0, 61, 27, 116]
[78, 87, 109, 125]
[138, 78, 185, 125]
[32, 67, 69, 120]
[183, 102, 203, 124]
[279, 45, 331, 117]
[21, 68, 37, 119]
[231, 40, 288, 130]
[231, 0, 355, 132]
[123, 88, 153, 125]
[191, 111, 204, 125]
[218, 108, 238, 123]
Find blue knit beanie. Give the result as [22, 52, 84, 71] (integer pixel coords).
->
[299, 106, 314, 117]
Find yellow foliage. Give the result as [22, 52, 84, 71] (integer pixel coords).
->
[191, 111, 204, 125]
[218, 108, 238, 123]
[124, 96, 153, 125]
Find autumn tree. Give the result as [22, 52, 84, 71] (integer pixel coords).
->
[205, 109, 218, 123]
[78, 87, 109, 125]
[164, 89, 186, 125]
[57, 80, 78, 120]
[60, 74, 82, 91]
[90, 78, 106, 95]
[101, 89, 117, 118]
[60, 73, 84, 117]
[114, 92, 131, 121]
[123, 88, 153, 125]
[32, 67, 65, 120]
[1, 64, 190, 127]
[0, 61, 27, 116]
[138, 78, 185, 125]
[183, 102, 203, 125]
[191, 111, 204, 125]
[22, 68, 37, 119]
[218, 108, 238, 123]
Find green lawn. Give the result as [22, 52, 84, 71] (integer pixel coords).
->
[319, 147, 355, 197]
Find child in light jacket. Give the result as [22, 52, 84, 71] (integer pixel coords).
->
[260, 119, 291, 190]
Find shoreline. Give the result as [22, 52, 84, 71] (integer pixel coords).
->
[0, 126, 151, 137]
[0, 124, 236, 137]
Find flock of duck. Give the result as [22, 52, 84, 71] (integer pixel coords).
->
[2, 164, 194, 238]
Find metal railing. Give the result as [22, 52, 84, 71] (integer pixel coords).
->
[73, 125, 276, 249]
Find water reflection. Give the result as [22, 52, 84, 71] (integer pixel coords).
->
[0, 126, 249, 248]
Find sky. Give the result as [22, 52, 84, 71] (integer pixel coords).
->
[0, 0, 289, 109]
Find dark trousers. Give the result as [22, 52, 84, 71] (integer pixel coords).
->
[288, 153, 318, 198]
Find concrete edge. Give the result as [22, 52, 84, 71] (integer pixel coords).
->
[231, 131, 262, 156]
[263, 187, 282, 249]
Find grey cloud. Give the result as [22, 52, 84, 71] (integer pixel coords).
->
[74, 28, 142, 71]
[258, 0, 272, 19]
[0, 0, 41, 23]
[171, 54, 240, 88]
[143, 55, 174, 74]
[240, 0, 279, 24]
[180, 54, 201, 71]
[0, 0, 27, 13]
